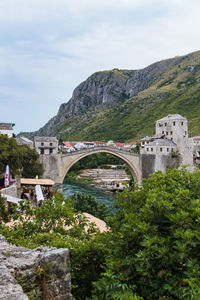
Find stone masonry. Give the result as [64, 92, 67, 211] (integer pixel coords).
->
[0, 235, 72, 300]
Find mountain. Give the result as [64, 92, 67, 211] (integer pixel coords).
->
[31, 50, 200, 142]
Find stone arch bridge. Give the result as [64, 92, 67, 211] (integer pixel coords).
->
[40, 146, 177, 188]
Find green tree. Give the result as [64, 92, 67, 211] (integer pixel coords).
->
[69, 193, 112, 221]
[0, 135, 43, 178]
[21, 146, 43, 178]
[0, 194, 9, 222]
[93, 168, 200, 299]
[0, 193, 106, 299]
[132, 142, 140, 153]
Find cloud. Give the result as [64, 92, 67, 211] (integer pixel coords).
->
[0, 0, 199, 133]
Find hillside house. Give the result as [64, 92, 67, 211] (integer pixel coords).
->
[0, 123, 15, 138]
[34, 136, 58, 155]
[16, 136, 34, 149]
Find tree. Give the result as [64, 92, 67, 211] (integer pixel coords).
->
[21, 146, 43, 178]
[132, 142, 140, 153]
[93, 168, 200, 299]
[0, 135, 43, 178]
[0, 193, 106, 300]
[69, 192, 112, 221]
[0, 194, 9, 222]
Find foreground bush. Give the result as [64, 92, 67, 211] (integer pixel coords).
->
[92, 168, 200, 299]
[1, 168, 200, 299]
[0, 194, 106, 299]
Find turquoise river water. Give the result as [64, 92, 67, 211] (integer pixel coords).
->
[62, 179, 116, 209]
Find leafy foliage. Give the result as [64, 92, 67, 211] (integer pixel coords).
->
[68, 153, 124, 173]
[1, 169, 200, 299]
[69, 192, 112, 221]
[0, 135, 43, 177]
[0, 194, 9, 222]
[92, 168, 200, 299]
[0, 193, 106, 299]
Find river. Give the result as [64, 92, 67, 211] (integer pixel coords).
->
[62, 179, 116, 209]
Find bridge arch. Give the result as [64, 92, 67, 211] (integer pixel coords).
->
[60, 147, 142, 185]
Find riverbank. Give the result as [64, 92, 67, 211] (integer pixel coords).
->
[66, 168, 131, 191]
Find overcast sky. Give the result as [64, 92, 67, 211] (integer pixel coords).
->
[0, 0, 199, 134]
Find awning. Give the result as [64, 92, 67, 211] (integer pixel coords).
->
[20, 178, 55, 186]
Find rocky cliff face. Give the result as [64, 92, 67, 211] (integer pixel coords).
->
[30, 50, 200, 141]
[0, 235, 72, 300]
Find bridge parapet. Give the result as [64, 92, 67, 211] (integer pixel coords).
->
[61, 146, 139, 157]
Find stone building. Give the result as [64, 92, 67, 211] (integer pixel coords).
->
[141, 139, 177, 155]
[156, 114, 193, 165]
[140, 114, 194, 166]
[0, 123, 15, 138]
[34, 136, 58, 155]
[16, 136, 34, 149]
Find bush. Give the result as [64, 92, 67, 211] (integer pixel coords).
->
[69, 193, 112, 221]
[0, 194, 9, 222]
[92, 168, 200, 299]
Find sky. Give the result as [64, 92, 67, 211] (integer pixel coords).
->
[0, 0, 200, 134]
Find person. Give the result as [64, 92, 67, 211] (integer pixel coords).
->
[38, 200, 43, 207]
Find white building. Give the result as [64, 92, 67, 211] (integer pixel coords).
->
[141, 114, 194, 166]
[0, 123, 15, 138]
[34, 136, 58, 155]
[141, 139, 177, 155]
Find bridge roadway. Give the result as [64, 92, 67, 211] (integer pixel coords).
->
[61, 146, 139, 157]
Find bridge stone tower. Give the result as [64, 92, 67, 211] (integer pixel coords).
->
[156, 114, 193, 165]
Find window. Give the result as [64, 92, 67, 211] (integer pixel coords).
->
[185, 131, 187, 135]
[41, 142, 44, 146]
[147, 148, 149, 152]
[159, 123, 162, 127]
[40, 148, 44, 154]
[164, 123, 167, 126]
[151, 148, 153, 152]
[167, 148, 169, 152]
[171, 138, 173, 141]
[49, 149, 53, 154]
[50, 142, 53, 146]
[166, 131, 168, 135]
[173, 121, 175, 126]
[170, 131, 173, 135]
[162, 131, 164, 134]
[181, 122, 184, 125]
[160, 148, 162, 152]
[147, 141, 149, 144]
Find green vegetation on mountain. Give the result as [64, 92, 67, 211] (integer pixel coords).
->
[68, 153, 123, 172]
[29, 50, 200, 142]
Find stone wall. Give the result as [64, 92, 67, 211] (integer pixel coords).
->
[141, 154, 156, 179]
[0, 235, 72, 300]
[1, 183, 18, 198]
